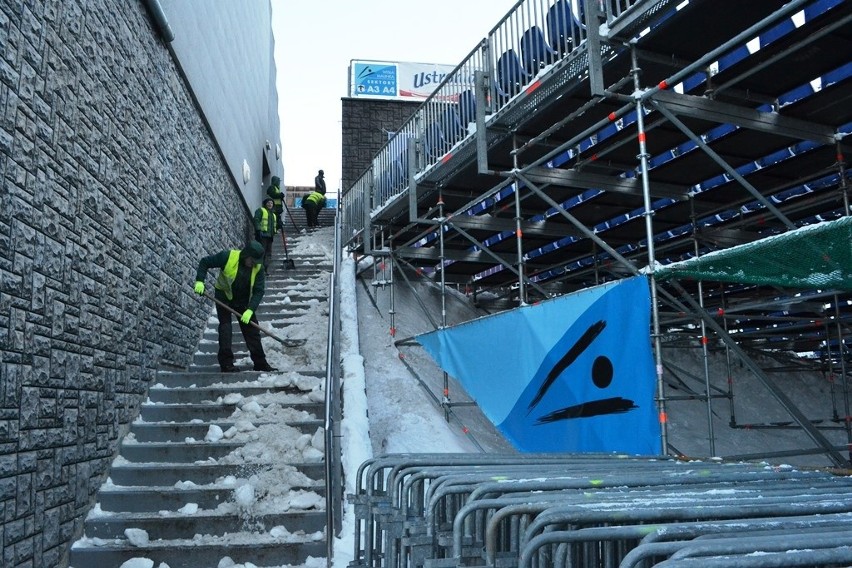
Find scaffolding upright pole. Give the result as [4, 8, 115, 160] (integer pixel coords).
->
[388, 238, 396, 339]
[832, 295, 852, 460]
[838, 141, 849, 216]
[437, 190, 451, 421]
[691, 201, 716, 455]
[720, 287, 738, 427]
[631, 46, 668, 454]
[512, 137, 527, 306]
[823, 316, 840, 421]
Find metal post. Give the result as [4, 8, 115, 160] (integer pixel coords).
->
[389, 238, 396, 339]
[720, 287, 738, 427]
[631, 46, 668, 455]
[838, 140, 849, 216]
[832, 294, 852, 459]
[512, 138, 527, 307]
[592, 241, 599, 285]
[824, 315, 840, 421]
[437, 190, 451, 421]
[692, 201, 716, 455]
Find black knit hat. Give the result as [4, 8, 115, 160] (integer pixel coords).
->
[263, 197, 274, 206]
[242, 241, 265, 260]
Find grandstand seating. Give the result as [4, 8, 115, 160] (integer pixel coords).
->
[520, 25, 558, 74]
[439, 105, 465, 147]
[457, 89, 476, 127]
[496, 48, 531, 100]
[546, 0, 584, 56]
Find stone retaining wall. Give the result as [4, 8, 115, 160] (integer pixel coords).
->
[0, 2, 253, 565]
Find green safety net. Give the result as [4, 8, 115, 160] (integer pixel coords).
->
[655, 216, 852, 291]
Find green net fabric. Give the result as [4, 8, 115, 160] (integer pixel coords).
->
[655, 216, 852, 291]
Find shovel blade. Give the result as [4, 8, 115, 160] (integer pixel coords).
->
[283, 259, 296, 269]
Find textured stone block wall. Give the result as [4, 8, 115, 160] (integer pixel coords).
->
[341, 97, 419, 192]
[0, 2, 252, 566]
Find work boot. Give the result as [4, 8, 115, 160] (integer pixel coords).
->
[221, 366, 240, 373]
[253, 364, 278, 372]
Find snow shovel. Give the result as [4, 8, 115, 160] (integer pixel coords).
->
[280, 228, 296, 269]
[282, 200, 306, 235]
[200, 291, 306, 347]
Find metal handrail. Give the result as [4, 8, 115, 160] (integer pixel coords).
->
[323, 208, 343, 563]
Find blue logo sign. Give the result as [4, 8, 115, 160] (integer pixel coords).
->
[353, 63, 397, 97]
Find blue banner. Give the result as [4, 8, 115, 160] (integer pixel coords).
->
[416, 276, 659, 454]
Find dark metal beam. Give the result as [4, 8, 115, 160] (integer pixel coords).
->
[523, 166, 689, 200]
[395, 245, 517, 265]
[652, 90, 837, 145]
[446, 215, 581, 239]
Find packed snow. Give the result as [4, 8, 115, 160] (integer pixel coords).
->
[73, 225, 848, 568]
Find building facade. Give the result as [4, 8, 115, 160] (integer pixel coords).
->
[341, 97, 418, 192]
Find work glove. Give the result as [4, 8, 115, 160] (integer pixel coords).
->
[193, 281, 205, 295]
[240, 309, 254, 324]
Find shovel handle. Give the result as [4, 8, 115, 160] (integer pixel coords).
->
[282, 200, 302, 233]
[200, 291, 291, 347]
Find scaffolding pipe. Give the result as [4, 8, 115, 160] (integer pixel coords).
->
[515, 172, 639, 276]
[650, 100, 796, 230]
[666, 281, 848, 467]
[692, 200, 716, 455]
[388, 239, 396, 339]
[631, 46, 669, 456]
[513, 138, 527, 306]
[839, 140, 850, 216]
[832, 294, 852, 459]
[437, 190, 451, 422]
[390, 256, 440, 332]
[720, 287, 738, 427]
[823, 316, 840, 421]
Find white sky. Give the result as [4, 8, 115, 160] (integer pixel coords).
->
[270, 0, 520, 193]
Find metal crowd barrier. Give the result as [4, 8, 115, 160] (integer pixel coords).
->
[347, 453, 852, 567]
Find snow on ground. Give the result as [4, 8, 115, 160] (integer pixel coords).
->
[79, 226, 849, 568]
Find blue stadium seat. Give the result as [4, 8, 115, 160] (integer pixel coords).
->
[440, 105, 465, 146]
[391, 137, 409, 188]
[520, 25, 558, 74]
[496, 49, 530, 100]
[424, 121, 445, 159]
[458, 89, 476, 127]
[547, 0, 584, 56]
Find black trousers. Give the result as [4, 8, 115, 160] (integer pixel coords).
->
[259, 235, 274, 269]
[216, 302, 269, 369]
[303, 203, 320, 228]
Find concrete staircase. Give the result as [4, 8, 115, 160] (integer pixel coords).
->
[280, 204, 336, 234]
[69, 229, 335, 568]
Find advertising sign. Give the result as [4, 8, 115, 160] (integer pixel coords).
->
[349, 60, 459, 100]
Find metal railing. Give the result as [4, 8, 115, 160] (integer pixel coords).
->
[341, 0, 600, 246]
[324, 208, 343, 562]
[347, 452, 852, 568]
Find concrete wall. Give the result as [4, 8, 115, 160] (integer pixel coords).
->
[341, 97, 419, 192]
[0, 1, 281, 566]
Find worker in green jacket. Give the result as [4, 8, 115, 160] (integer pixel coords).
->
[301, 187, 327, 229]
[193, 241, 277, 373]
[266, 176, 285, 220]
[254, 197, 280, 273]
